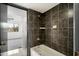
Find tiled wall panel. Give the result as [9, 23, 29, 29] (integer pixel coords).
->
[42, 3, 73, 56]
[28, 9, 41, 47]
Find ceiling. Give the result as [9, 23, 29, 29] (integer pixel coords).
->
[15, 3, 59, 13]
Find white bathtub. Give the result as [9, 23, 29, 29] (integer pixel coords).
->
[1, 45, 65, 56]
[31, 45, 65, 56]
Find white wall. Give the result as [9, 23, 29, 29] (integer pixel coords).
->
[7, 6, 27, 50]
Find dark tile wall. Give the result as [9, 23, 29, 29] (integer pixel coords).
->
[41, 3, 73, 56]
[67, 3, 73, 56]
[75, 52, 79, 56]
[39, 14, 46, 44]
[27, 9, 41, 47]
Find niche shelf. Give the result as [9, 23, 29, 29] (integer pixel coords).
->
[40, 27, 46, 29]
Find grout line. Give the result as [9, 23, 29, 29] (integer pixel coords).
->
[67, 3, 69, 55]
[73, 3, 75, 56]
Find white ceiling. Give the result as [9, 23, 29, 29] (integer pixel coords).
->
[15, 3, 59, 13]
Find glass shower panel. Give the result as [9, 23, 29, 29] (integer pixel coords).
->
[1, 5, 27, 56]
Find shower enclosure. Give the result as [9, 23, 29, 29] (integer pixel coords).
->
[27, 3, 75, 56]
